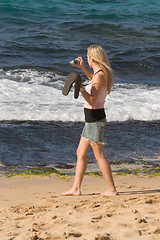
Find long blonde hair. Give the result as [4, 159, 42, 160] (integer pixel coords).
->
[87, 45, 113, 94]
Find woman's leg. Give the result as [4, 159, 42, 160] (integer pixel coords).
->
[61, 136, 90, 196]
[91, 142, 117, 196]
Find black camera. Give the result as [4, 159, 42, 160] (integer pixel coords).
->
[70, 60, 80, 66]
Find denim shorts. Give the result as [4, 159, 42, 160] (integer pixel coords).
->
[81, 118, 106, 143]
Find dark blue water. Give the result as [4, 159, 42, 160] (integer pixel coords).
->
[0, 120, 159, 173]
[0, 0, 160, 173]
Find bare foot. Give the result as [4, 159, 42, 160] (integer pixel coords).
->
[60, 188, 81, 196]
[100, 190, 118, 196]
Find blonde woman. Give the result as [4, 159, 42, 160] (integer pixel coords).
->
[61, 45, 117, 196]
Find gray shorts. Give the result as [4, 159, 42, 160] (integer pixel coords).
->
[81, 118, 106, 143]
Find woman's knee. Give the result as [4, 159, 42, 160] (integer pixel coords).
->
[76, 148, 84, 159]
[76, 137, 90, 159]
[76, 147, 87, 160]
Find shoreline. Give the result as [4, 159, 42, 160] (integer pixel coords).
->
[0, 157, 160, 178]
[0, 173, 160, 239]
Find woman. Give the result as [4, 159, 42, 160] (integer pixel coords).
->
[61, 45, 117, 196]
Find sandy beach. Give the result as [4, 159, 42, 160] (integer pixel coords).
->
[0, 173, 160, 240]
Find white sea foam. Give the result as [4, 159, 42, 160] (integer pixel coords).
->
[0, 69, 160, 122]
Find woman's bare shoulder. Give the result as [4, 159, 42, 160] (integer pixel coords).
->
[92, 72, 107, 88]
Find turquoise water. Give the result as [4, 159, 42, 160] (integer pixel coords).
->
[0, 0, 159, 84]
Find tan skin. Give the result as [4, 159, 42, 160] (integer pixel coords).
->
[78, 55, 107, 106]
[61, 53, 117, 196]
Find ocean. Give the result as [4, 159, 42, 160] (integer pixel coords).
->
[0, 0, 160, 174]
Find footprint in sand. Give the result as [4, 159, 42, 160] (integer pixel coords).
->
[106, 213, 112, 217]
[65, 231, 82, 238]
[138, 218, 148, 224]
[94, 233, 112, 240]
[150, 227, 160, 234]
[145, 199, 153, 204]
[31, 222, 45, 232]
[91, 214, 103, 223]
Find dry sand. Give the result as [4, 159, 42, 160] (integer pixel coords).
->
[0, 173, 160, 240]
